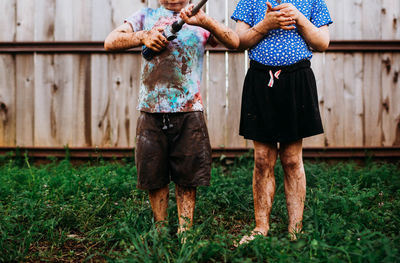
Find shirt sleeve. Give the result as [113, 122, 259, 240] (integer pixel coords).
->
[310, 0, 333, 28]
[230, 0, 255, 27]
[125, 8, 147, 32]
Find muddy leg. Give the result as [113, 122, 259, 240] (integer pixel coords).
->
[280, 140, 306, 239]
[175, 184, 197, 234]
[148, 185, 170, 224]
[238, 141, 278, 245]
[252, 141, 278, 236]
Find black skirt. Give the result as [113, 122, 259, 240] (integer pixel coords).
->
[239, 59, 324, 143]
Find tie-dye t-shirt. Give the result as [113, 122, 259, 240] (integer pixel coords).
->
[231, 0, 332, 66]
[125, 6, 211, 113]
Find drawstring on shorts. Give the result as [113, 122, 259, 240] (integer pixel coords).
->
[162, 114, 174, 130]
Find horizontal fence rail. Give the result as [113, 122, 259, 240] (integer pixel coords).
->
[1, 147, 399, 161]
[1, 41, 400, 53]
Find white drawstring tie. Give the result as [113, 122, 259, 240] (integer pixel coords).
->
[268, 69, 282, 87]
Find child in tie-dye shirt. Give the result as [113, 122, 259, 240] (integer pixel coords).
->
[125, 6, 215, 113]
[104, 0, 239, 236]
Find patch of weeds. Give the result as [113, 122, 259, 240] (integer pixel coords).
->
[0, 157, 399, 262]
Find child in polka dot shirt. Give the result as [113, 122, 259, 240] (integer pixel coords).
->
[231, 0, 332, 244]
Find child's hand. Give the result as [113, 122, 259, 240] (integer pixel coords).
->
[142, 27, 168, 52]
[260, 2, 296, 32]
[271, 3, 301, 23]
[180, 4, 208, 26]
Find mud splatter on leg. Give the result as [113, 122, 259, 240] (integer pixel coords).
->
[280, 140, 306, 240]
[149, 185, 170, 225]
[252, 141, 278, 236]
[175, 184, 196, 234]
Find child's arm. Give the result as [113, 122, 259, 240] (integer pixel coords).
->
[180, 5, 239, 49]
[272, 4, 330, 51]
[104, 23, 168, 52]
[234, 2, 295, 51]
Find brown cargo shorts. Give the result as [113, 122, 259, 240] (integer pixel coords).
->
[135, 111, 212, 190]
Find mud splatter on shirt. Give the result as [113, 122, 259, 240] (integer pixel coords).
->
[126, 6, 212, 113]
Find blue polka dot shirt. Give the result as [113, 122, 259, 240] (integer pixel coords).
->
[231, 0, 333, 66]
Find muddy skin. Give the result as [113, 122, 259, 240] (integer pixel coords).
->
[251, 139, 306, 240]
[175, 184, 196, 234]
[253, 141, 278, 236]
[149, 185, 170, 223]
[280, 140, 306, 239]
[148, 184, 197, 234]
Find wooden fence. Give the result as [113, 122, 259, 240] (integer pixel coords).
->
[0, 0, 399, 149]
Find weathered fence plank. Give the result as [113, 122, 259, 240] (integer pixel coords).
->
[0, 1, 17, 145]
[381, 0, 400, 40]
[0, 0, 16, 41]
[34, 0, 55, 41]
[382, 53, 400, 146]
[34, 54, 56, 146]
[91, 0, 112, 146]
[208, 53, 227, 147]
[305, 53, 325, 147]
[73, 54, 92, 147]
[52, 53, 76, 145]
[91, 55, 110, 146]
[323, 53, 345, 146]
[326, 0, 343, 39]
[16, 0, 34, 41]
[0, 55, 16, 146]
[34, 0, 56, 146]
[91, 0, 112, 42]
[363, 53, 383, 146]
[107, 54, 141, 147]
[393, 53, 400, 145]
[16, 55, 34, 146]
[343, 53, 364, 147]
[343, 0, 362, 40]
[72, 0, 92, 41]
[71, 1, 93, 146]
[362, 0, 382, 40]
[54, 0, 82, 146]
[15, 0, 35, 146]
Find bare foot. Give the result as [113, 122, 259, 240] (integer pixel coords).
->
[289, 229, 304, 241]
[235, 228, 268, 247]
[154, 221, 168, 234]
[177, 227, 189, 244]
[177, 225, 189, 235]
[289, 232, 297, 241]
[289, 223, 303, 241]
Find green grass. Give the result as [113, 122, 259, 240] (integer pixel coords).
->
[0, 155, 399, 262]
